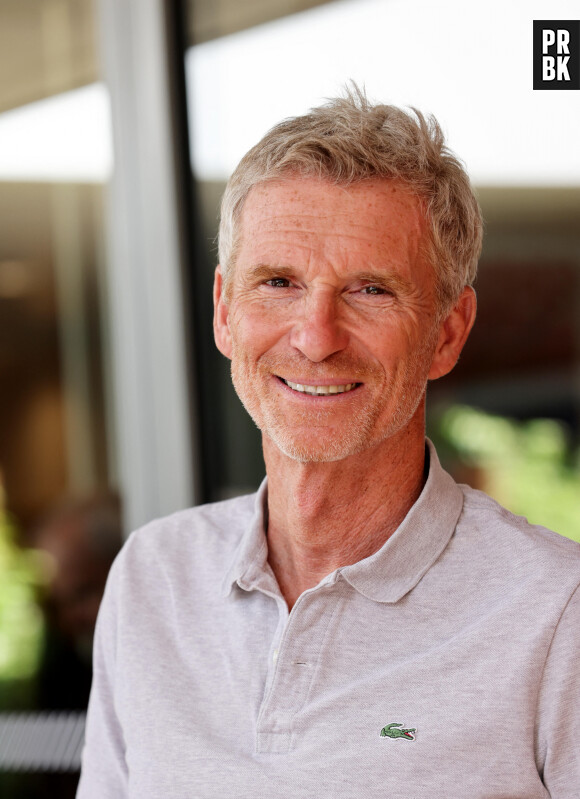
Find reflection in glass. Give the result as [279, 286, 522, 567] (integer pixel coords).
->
[0, 1, 113, 795]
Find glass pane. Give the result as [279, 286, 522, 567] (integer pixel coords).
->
[0, 1, 118, 795]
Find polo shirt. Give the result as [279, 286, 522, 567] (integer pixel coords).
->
[77, 443, 580, 798]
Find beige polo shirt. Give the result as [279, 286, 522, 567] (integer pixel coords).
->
[78, 443, 580, 798]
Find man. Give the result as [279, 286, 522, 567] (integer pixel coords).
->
[34, 492, 122, 710]
[78, 88, 580, 797]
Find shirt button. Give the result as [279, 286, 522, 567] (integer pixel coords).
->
[273, 649, 279, 663]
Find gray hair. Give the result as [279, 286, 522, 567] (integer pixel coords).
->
[218, 84, 482, 311]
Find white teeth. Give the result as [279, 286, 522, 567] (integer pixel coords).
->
[283, 379, 357, 395]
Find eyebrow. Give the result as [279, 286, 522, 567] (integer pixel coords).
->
[351, 272, 414, 294]
[244, 264, 295, 283]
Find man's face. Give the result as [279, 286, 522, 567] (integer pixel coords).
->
[214, 177, 451, 463]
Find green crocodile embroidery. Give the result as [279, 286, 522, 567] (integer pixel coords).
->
[380, 723, 416, 740]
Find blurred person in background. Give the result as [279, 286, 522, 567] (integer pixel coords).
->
[0, 491, 122, 799]
[33, 491, 122, 710]
[78, 87, 580, 797]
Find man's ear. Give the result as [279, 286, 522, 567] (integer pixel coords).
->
[213, 266, 232, 359]
[428, 286, 477, 380]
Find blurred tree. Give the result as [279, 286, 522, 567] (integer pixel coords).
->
[0, 482, 46, 708]
[431, 406, 580, 543]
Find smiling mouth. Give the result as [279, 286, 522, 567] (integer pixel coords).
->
[280, 378, 360, 396]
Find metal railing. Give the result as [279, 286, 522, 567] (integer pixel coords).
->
[0, 712, 85, 772]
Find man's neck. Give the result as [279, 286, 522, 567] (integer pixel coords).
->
[264, 423, 427, 609]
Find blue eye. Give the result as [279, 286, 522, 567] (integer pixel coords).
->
[361, 285, 386, 295]
[266, 278, 291, 288]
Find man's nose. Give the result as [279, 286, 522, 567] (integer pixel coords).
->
[289, 290, 349, 362]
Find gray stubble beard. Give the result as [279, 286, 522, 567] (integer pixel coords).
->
[230, 335, 435, 464]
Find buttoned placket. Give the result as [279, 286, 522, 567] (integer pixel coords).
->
[255, 574, 342, 755]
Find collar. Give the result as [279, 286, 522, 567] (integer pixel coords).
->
[221, 478, 275, 598]
[222, 440, 464, 604]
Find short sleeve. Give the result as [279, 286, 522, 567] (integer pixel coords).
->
[76, 556, 129, 798]
[536, 582, 580, 796]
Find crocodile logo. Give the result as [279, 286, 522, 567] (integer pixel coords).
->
[380, 723, 416, 740]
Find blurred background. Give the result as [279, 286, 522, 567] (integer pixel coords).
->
[0, 0, 578, 794]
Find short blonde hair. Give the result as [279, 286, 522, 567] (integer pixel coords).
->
[219, 85, 482, 311]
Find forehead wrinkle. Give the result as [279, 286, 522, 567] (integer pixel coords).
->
[240, 207, 426, 260]
[247, 215, 423, 239]
[240, 185, 426, 245]
[239, 225, 424, 277]
[241, 224, 422, 260]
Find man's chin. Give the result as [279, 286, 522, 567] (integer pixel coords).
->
[264, 429, 373, 464]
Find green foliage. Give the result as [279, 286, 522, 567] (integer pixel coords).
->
[432, 405, 580, 543]
[0, 502, 46, 685]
